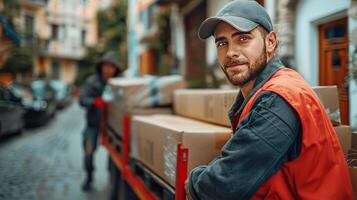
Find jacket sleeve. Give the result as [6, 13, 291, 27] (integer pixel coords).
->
[188, 92, 301, 200]
[79, 77, 97, 109]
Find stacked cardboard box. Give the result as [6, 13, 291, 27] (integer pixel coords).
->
[174, 89, 238, 127]
[131, 114, 232, 187]
[311, 86, 352, 155]
[108, 75, 186, 109]
[334, 125, 352, 155]
[312, 86, 341, 126]
[128, 89, 237, 187]
[173, 87, 343, 128]
[105, 75, 184, 154]
[106, 102, 172, 138]
[128, 85, 354, 190]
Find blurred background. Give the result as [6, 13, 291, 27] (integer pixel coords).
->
[0, 0, 356, 199]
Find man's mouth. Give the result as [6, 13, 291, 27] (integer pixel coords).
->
[225, 62, 248, 70]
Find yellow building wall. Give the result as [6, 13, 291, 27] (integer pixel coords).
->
[20, 0, 97, 84]
[35, 9, 48, 39]
[61, 60, 77, 84]
[83, 0, 98, 46]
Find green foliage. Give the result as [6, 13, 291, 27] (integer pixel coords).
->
[75, 47, 103, 86]
[97, 1, 127, 55]
[1, 0, 20, 24]
[76, 1, 128, 86]
[0, 46, 33, 74]
[157, 10, 171, 54]
[140, 7, 173, 75]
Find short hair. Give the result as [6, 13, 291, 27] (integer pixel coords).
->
[256, 26, 278, 52]
[257, 26, 268, 39]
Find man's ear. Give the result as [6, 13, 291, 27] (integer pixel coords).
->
[265, 31, 277, 58]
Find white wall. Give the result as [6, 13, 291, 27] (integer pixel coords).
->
[349, 16, 357, 130]
[205, 0, 231, 65]
[127, 0, 139, 76]
[265, 0, 276, 23]
[170, 4, 186, 76]
[295, 0, 350, 85]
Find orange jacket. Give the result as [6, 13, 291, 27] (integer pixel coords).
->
[237, 68, 353, 200]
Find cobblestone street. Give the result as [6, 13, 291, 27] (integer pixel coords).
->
[0, 102, 109, 200]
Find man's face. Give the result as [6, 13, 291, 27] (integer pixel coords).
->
[214, 22, 268, 87]
[101, 63, 117, 80]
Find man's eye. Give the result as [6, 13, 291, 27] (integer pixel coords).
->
[216, 41, 227, 48]
[239, 35, 250, 41]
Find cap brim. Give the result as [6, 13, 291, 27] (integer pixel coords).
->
[198, 16, 259, 40]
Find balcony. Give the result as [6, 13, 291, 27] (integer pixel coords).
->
[19, 0, 48, 8]
[40, 39, 85, 60]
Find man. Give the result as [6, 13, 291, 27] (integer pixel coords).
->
[79, 51, 121, 191]
[185, 1, 353, 199]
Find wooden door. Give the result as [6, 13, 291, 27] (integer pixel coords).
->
[319, 18, 349, 124]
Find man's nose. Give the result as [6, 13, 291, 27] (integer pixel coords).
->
[226, 45, 240, 58]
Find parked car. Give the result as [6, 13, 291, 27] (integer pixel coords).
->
[9, 80, 57, 127]
[0, 83, 24, 137]
[50, 80, 72, 109]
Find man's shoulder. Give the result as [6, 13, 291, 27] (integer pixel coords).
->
[85, 75, 100, 84]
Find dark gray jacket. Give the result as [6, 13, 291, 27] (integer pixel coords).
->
[79, 75, 106, 128]
[79, 51, 121, 128]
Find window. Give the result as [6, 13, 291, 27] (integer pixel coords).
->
[25, 14, 34, 34]
[24, 14, 35, 44]
[60, 24, 66, 42]
[51, 60, 60, 79]
[51, 24, 59, 40]
[81, 29, 86, 46]
[325, 25, 346, 40]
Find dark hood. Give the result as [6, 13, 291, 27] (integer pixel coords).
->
[96, 51, 122, 76]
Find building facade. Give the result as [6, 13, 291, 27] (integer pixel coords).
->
[19, 0, 98, 84]
[273, 0, 356, 129]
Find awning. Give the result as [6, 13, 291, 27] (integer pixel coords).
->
[0, 15, 21, 45]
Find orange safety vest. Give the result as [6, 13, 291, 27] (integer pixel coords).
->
[235, 68, 353, 199]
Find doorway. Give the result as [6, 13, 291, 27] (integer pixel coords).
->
[318, 17, 349, 124]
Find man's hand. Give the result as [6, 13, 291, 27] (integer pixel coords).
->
[185, 179, 193, 200]
[94, 97, 105, 108]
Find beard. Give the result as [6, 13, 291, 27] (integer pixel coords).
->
[222, 46, 267, 87]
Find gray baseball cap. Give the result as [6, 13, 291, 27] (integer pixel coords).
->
[198, 0, 273, 39]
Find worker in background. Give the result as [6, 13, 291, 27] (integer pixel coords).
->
[79, 51, 122, 191]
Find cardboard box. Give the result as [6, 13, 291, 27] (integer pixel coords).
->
[106, 102, 172, 138]
[131, 114, 232, 187]
[312, 86, 340, 126]
[334, 125, 352, 155]
[108, 75, 186, 109]
[174, 89, 238, 127]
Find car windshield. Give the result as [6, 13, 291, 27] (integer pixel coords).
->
[50, 80, 67, 98]
[31, 80, 46, 99]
